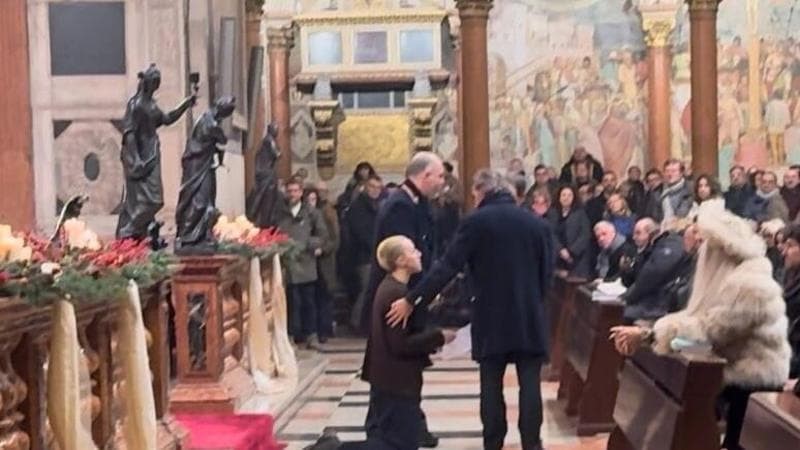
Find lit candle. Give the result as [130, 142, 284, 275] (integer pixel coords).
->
[62, 219, 86, 247]
[0, 224, 11, 240]
[0, 237, 12, 261]
[9, 246, 32, 262]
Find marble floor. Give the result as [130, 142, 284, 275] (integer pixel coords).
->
[276, 338, 608, 450]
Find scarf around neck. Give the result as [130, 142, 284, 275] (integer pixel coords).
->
[756, 189, 779, 200]
[660, 178, 686, 200]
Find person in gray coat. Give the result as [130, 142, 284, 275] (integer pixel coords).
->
[278, 179, 330, 347]
[656, 159, 694, 227]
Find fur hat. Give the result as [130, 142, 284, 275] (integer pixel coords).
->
[696, 198, 765, 261]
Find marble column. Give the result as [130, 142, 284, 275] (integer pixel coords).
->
[642, 17, 675, 171]
[267, 26, 294, 181]
[456, 0, 493, 208]
[687, 0, 723, 176]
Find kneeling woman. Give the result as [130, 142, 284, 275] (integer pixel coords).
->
[610, 199, 791, 450]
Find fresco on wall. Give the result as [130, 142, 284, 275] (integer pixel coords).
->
[487, 0, 647, 176]
[671, 0, 800, 185]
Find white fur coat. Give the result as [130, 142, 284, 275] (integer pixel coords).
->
[652, 200, 791, 388]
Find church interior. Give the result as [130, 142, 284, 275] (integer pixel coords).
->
[0, 0, 799, 449]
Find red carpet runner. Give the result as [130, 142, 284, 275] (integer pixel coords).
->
[176, 414, 286, 450]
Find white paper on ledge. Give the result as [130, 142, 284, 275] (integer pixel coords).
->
[439, 324, 471, 360]
[592, 279, 627, 301]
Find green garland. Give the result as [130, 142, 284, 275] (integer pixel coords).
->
[217, 240, 300, 261]
[0, 252, 175, 307]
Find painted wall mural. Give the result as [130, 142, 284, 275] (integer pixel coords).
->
[487, 0, 647, 177]
[672, 0, 800, 186]
[488, 0, 800, 186]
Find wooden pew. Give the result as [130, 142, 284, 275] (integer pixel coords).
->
[741, 391, 800, 449]
[607, 349, 725, 450]
[559, 286, 624, 435]
[544, 273, 586, 382]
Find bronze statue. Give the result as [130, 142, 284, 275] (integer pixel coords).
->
[174, 96, 236, 254]
[116, 64, 197, 240]
[246, 122, 285, 227]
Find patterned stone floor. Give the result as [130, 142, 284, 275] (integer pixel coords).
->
[276, 338, 608, 450]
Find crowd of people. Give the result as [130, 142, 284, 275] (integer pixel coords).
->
[277, 146, 800, 450]
[274, 159, 463, 352]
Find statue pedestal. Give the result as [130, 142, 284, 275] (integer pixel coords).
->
[169, 255, 255, 413]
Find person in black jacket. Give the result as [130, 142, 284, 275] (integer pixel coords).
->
[360, 152, 446, 448]
[385, 169, 554, 450]
[559, 146, 604, 185]
[346, 175, 383, 330]
[724, 165, 754, 218]
[524, 164, 559, 204]
[594, 221, 636, 281]
[551, 185, 594, 279]
[620, 217, 661, 287]
[781, 225, 800, 378]
[308, 236, 456, 450]
[586, 171, 618, 225]
[622, 166, 647, 216]
[620, 228, 687, 325]
[641, 168, 664, 220]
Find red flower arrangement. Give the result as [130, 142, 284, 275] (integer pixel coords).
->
[79, 239, 152, 269]
[245, 227, 289, 248]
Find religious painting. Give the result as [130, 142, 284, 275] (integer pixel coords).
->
[487, 0, 647, 177]
[671, 0, 800, 186]
[354, 31, 388, 64]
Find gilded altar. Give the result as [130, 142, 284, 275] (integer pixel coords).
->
[282, 1, 460, 186]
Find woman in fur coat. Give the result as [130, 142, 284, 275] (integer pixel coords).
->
[610, 199, 791, 450]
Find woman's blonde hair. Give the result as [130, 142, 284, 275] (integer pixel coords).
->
[376, 236, 410, 272]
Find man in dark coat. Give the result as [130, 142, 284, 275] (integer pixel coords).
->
[594, 221, 636, 281]
[360, 151, 446, 448]
[621, 228, 686, 325]
[620, 218, 660, 287]
[781, 165, 800, 221]
[524, 164, 558, 205]
[386, 169, 555, 450]
[586, 171, 618, 225]
[558, 146, 604, 185]
[641, 168, 664, 220]
[346, 175, 384, 330]
[724, 165, 755, 218]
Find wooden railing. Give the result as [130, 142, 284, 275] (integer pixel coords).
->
[0, 298, 117, 448]
[543, 273, 587, 382]
[608, 349, 725, 450]
[559, 286, 624, 435]
[0, 279, 184, 450]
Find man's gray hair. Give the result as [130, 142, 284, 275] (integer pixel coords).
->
[636, 217, 659, 235]
[406, 151, 442, 178]
[472, 169, 512, 195]
[593, 220, 616, 233]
